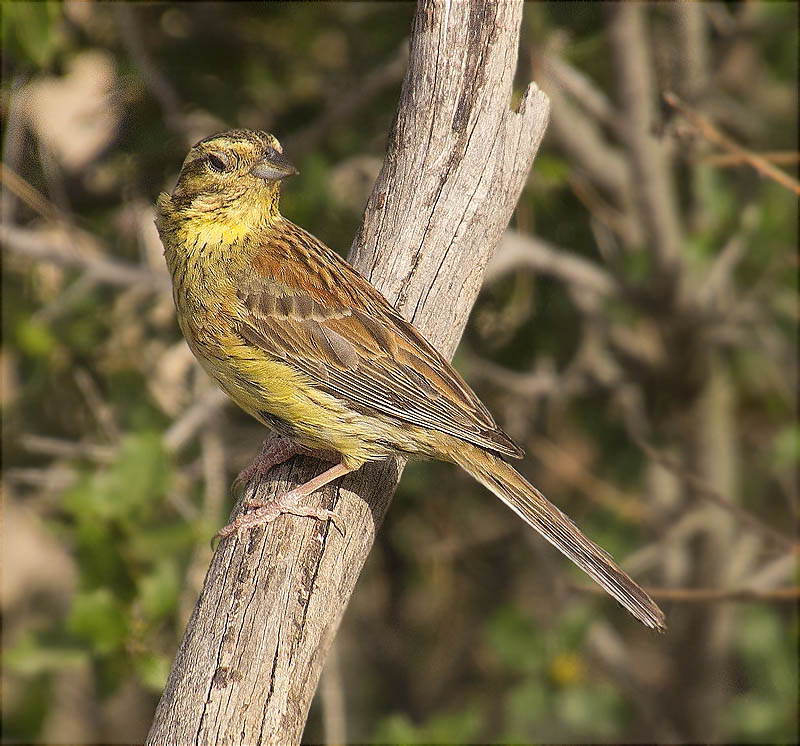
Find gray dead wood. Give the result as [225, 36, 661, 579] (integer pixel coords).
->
[146, 1, 549, 743]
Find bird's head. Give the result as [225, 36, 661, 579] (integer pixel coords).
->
[159, 129, 297, 230]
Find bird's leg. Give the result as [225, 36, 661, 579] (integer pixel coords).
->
[216, 462, 353, 542]
[233, 435, 339, 492]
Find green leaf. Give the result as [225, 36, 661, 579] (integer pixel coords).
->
[533, 154, 571, 188]
[67, 588, 128, 654]
[62, 431, 172, 527]
[505, 678, 548, 739]
[138, 559, 180, 620]
[2, 1, 65, 68]
[104, 431, 171, 518]
[3, 634, 88, 676]
[133, 652, 171, 692]
[556, 682, 625, 739]
[15, 319, 57, 358]
[771, 424, 800, 469]
[424, 708, 482, 744]
[373, 708, 482, 745]
[726, 693, 786, 742]
[485, 605, 546, 673]
[373, 713, 420, 744]
[128, 520, 197, 561]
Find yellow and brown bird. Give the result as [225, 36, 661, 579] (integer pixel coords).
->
[155, 129, 665, 631]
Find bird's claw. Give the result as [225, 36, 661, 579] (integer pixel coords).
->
[213, 497, 346, 548]
[233, 437, 310, 493]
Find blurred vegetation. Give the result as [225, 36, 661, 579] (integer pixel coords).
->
[2, 2, 797, 744]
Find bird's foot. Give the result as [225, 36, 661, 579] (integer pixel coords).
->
[233, 436, 338, 492]
[216, 462, 352, 545]
[214, 494, 345, 543]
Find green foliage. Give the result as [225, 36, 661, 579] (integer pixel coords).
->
[2, 1, 66, 69]
[15, 318, 58, 359]
[4, 635, 88, 677]
[374, 709, 483, 745]
[62, 432, 171, 525]
[531, 153, 571, 190]
[723, 606, 799, 743]
[770, 424, 800, 469]
[3, 428, 187, 737]
[481, 605, 628, 742]
[138, 559, 181, 621]
[67, 589, 129, 655]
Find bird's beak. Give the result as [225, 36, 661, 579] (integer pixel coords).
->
[250, 150, 298, 181]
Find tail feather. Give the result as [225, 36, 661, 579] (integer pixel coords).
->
[452, 445, 666, 631]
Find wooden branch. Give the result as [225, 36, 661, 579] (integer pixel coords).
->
[486, 229, 619, 297]
[631, 430, 797, 554]
[664, 91, 800, 195]
[146, 2, 549, 744]
[1, 223, 165, 290]
[535, 61, 634, 215]
[607, 4, 685, 282]
[571, 582, 800, 604]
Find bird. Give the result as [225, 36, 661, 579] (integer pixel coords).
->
[155, 129, 665, 631]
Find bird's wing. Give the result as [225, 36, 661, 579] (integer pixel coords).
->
[234, 224, 523, 459]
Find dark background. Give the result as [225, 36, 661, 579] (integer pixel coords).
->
[2, 2, 797, 743]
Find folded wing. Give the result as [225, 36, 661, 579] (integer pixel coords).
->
[235, 222, 523, 460]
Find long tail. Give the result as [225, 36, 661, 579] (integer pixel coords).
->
[451, 444, 666, 631]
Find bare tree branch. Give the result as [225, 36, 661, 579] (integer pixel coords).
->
[572, 583, 800, 603]
[162, 388, 229, 454]
[535, 57, 634, 214]
[1, 224, 166, 290]
[627, 421, 797, 554]
[1, 76, 28, 224]
[607, 4, 685, 282]
[486, 228, 619, 297]
[114, 5, 187, 138]
[701, 151, 800, 167]
[664, 91, 800, 195]
[536, 51, 621, 135]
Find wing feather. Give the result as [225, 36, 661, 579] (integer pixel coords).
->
[235, 222, 524, 459]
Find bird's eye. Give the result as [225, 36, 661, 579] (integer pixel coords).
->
[207, 152, 230, 173]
